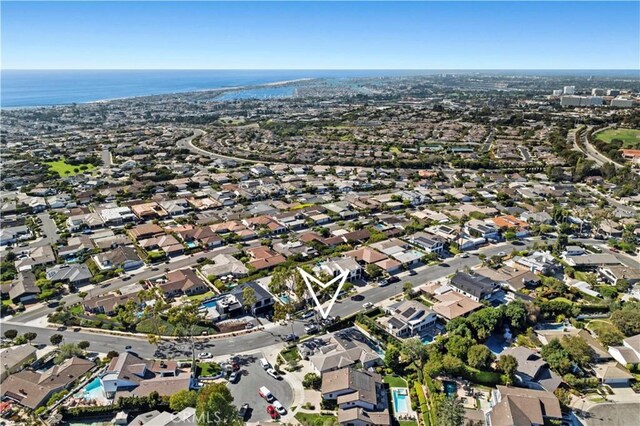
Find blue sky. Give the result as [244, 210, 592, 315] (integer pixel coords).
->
[2, 1, 638, 69]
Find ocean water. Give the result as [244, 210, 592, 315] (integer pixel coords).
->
[2, 69, 636, 108]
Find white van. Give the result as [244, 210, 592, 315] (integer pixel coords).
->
[259, 386, 275, 402]
[259, 357, 271, 370]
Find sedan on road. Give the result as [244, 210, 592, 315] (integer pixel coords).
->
[266, 368, 282, 380]
[363, 302, 373, 309]
[199, 352, 213, 359]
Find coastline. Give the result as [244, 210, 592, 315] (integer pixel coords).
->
[2, 77, 315, 110]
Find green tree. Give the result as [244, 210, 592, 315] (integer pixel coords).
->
[242, 286, 257, 316]
[445, 334, 475, 361]
[196, 383, 241, 426]
[24, 332, 37, 344]
[496, 354, 518, 385]
[302, 372, 322, 390]
[467, 344, 495, 370]
[385, 344, 404, 375]
[54, 343, 84, 364]
[442, 354, 464, 375]
[540, 339, 572, 375]
[401, 337, 427, 372]
[560, 336, 595, 367]
[50, 334, 64, 346]
[595, 325, 625, 347]
[504, 300, 528, 331]
[4, 329, 18, 340]
[77, 341, 90, 350]
[365, 264, 382, 279]
[170, 389, 198, 411]
[610, 302, 640, 336]
[435, 396, 465, 426]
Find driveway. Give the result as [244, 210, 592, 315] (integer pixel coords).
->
[226, 352, 294, 423]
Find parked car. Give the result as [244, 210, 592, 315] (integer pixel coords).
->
[304, 324, 318, 334]
[266, 405, 279, 419]
[460, 253, 469, 258]
[301, 310, 315, 319]
[238, 403, 249, 420]
[228, 371, 239, 383]
[199, 352, 213, 359]
[284, 334, 298, 342]
[273, 400, 287, 416]
[388, 276, 400, 284]
[497, 251, 506, 257]
[378, 279, 389, 287]
[266, 368, 282, 380]
[363, 302, 373, 309]
[350, 294, 365, 301]
[245, 322, 254, 329]
[408, 269, 417, 276]
[259, 386, 275, 402]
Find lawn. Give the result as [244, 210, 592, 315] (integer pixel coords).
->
[595, 128, 640, 148]
[390, 146, 401, 154]
[45, 160, 96, 177]
[187, 291, 215, 303]
[294, 413, 339, 426]
[196, 362, 221, 377]
[69, 304, 84, 315]
[280, 346, 301, 365]
[384, 374, 408, 387]
[399, 422, 419, 426]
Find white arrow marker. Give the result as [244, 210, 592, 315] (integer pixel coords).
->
[297, 267, 349, 319]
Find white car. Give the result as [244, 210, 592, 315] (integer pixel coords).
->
[266, 368, 281, 380]
[363, 302, 373, 309]
[199, 352, 213, 359]
[273, 400, 287, 415]
[228, 371, 239, 383]
[460, 253, 469, 258]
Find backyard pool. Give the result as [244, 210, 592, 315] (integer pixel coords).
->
[186, 241, 198, 249]
[202, 300, 217, 309]
[443, 381, 457, 397]
[421, 334, 434, 344]
[391, 388, 410, 414]
[76, 377, 107, 402]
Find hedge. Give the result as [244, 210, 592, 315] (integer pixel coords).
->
[414, 382, 430, 426]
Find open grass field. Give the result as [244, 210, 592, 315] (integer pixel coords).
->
[46, 160, 96, 177]
[595, 128, 640, 148]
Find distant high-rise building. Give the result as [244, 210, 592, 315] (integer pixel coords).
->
[563, 86, 575, 95]
[591, 88, 605, 96]
[607, 89, 621, 97]
[552, 89, 563, 96]
[611, 97, 633, 107]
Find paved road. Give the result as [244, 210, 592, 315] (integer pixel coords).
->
[101, 149, 113, 167]
[13, 245, 239, 323]
[34, 212, 59, 248]
[3, 241, 524, 358]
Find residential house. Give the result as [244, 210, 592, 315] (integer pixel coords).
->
[608, 333, 640, 367]
[200, 254, 249, 279]
[321, 367, 391, 426]
[246, 246, 287, 271]
[128, 223, 164, 241]
[380, 300, 437, 339]
[45, 264, 92, 287]
[487, 386, 561, 426]
[449, 272, 499, 302]
[501, 347, 562, 392]
[513, 251, 561, 274]
[344, 247, 401, 275]
[156, 269, 209, 298]
[101, 352, 192, 400]
[407, 231, 445, 254]
[316, 257, 362, 281]
[229, 282, 274, 315]
[591, 362, 634, 386]
[130, 202, 168, 220]
[298, 328, 382, 374]
[1, 357, 94, 410]
[8, 271, 40, 304]
[83, 292, 141, 315]
[0, 345, 37, 383]
[598, 265, 640, 287]
[139, 234, 184, 257]
[93, 247, 143, 271]
[431, 291, 483, 320]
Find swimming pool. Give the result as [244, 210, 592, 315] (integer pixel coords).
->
[202, 300, 217, 309]
[186, 241, 198, 248]
[392, 388, 410, 414]
[443, 381, 457, 397]
[76, 377, 106, 402]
